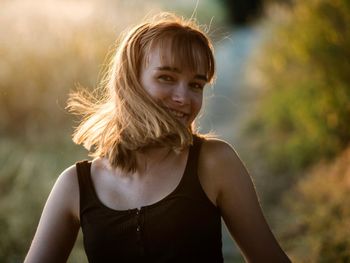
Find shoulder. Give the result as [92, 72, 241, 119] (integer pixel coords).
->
[49, 163, 80, 221]
[24, 163, 82, 262]
[197, 139, 291, 262]
[198, 137, 241, 170]
[198, 137, 252, 199]
[199, 137, 233, 152]
[56, 163, 79, 191]
[197, 137, 246, 205]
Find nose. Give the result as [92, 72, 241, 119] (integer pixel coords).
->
[172, 83, 190, 105]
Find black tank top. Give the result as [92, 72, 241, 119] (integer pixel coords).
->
[76, 136, 223, 263]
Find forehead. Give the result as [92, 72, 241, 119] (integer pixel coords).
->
[143, 37, 210, 76]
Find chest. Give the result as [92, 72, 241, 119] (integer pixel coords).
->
[90, 154, 188, 210]
[80, 189, 223, 262]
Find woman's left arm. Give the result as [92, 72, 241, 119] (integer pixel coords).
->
[200, 139, 291, 263]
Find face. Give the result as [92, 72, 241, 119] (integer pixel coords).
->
[139, 43, 208, 127]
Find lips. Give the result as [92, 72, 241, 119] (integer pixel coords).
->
[169, 108, 185, 118]
[166, 108, 189, 123]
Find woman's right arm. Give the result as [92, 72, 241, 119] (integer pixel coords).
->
[24, 165, 80, 263]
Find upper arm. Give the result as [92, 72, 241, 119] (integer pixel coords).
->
[199, 139, 290, 263]
[25, 165, 80, 263]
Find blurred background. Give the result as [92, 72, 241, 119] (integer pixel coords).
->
[1, 0, 349, 262]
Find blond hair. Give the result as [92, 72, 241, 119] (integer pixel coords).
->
[67, 12, 215, 172]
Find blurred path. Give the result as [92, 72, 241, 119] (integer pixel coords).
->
[199, 25, 263, 144]
[198, 24, 265, 262]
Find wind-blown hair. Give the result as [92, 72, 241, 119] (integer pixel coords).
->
[67, 12, 215, 172]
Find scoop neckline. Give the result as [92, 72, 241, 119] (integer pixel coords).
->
[85, 144, 194, 214]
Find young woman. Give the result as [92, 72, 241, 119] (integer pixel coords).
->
[25, 12, 291, 263]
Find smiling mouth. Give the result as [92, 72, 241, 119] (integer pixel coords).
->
[169, 109, 185, 117]
[166, 108, 189, 122]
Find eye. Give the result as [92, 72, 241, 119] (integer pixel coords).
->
[158, 75, 174, 82]
[190, 82, 205, 92]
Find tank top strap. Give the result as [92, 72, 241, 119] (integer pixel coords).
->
[75, 160, 99, 216]
[176, 135, 217, 209]
[189, 134, 203, 172]
[182, 134, 203, 184]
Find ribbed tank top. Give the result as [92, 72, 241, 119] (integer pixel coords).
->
[76, 136, 223, 263]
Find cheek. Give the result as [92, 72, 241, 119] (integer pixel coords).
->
[146, 86, 169, 101]
[141, 76, 165, 100]
[196, 93, 203, 108]
[192, 94, 203, 113]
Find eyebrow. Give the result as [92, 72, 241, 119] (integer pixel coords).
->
[156, 66, 208, 82]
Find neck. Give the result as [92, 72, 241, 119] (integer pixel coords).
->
[135, 146, 175, 175]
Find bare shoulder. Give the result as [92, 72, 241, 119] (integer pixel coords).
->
[51, 163, 80, 221]
[199, 137, 242, 171]
[24, 164, 81, 263]
[56, 164, 79, 194]
[197, 137, 245, 206]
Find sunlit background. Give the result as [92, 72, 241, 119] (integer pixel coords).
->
[1, 0, 349, 262]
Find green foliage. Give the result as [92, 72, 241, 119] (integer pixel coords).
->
[0, 137, 87, 262]
[246, 0, 350, 174]
[241, 1, 350, 261]
[0, 5, 115, 262]
[279, 147, 350, 262]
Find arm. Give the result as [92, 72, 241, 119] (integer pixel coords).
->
[25, 165, 80, 263]
[200, 139, 291, 263]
